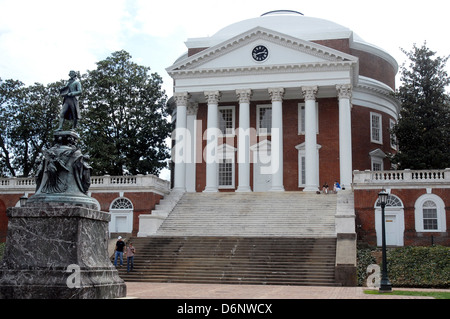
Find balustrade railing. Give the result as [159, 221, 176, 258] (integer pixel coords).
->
[0, 174, 170, 193]
[353, 168, 449, 188]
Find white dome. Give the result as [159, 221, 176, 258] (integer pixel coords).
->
[211, 12, 364, 43]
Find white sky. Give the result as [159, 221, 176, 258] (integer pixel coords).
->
[1, 0, 449, 180]
[1, 0, 449, 94]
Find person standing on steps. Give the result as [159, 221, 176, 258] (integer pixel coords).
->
[114, 236, 126, 267]
[126, 242, 136, 272]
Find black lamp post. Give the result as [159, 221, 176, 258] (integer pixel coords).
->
[378, 189, 392, 292]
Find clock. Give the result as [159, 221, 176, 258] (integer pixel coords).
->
[252, 45, 269, 62]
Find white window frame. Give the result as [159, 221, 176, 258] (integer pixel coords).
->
[370, 112, 383, 144]
[256, 104, 272, 136]
[298, 102, 319, 135]
[218, 105, 235, 137]
[217, 143, 236, 189]
[414, 194, 446, 232]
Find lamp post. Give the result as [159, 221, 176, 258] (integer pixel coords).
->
[378, 189, 392, 292]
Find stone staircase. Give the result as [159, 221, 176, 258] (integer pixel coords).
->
[117, 192, 344, 286]
[155, 192, 337, 237]
[117, 236, 338, 286]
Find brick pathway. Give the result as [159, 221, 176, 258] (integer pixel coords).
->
[124, 282, 447, 299]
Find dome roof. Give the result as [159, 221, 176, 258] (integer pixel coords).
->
[210, 11, 365, 43]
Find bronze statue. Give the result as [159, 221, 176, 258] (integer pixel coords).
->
[57, 70, 82, 131]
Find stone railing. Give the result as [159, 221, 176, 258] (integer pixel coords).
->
[0, 174, 171, 195]
[353, 169, 449, 189]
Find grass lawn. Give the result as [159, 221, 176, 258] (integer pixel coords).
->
[364, 289, 450, 299]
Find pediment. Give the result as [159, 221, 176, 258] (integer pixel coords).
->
[167, 27, 358, 76]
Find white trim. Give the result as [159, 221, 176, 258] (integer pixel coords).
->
[414, 193, 447, 232]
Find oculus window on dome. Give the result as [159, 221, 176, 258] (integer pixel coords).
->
[252, 45, 269, 62]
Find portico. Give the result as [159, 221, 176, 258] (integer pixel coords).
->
[171, 83, 354, 193]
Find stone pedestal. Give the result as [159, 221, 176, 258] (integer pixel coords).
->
[0, 204, 126, 299]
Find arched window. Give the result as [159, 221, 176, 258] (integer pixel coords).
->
[415, 194, 446, 232]
[111, 198, 133, 210]
[375, 194, 403, 208]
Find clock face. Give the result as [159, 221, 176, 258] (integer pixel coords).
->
[252, 45, 269, 62]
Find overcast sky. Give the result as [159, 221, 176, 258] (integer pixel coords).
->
[1, 0, 449, 95]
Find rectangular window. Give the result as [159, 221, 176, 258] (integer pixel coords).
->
[218, 106, 235, 136]
[371, 112, 382, 144]
[298, 103, 319, 135]
[257, 105, 272, 135]
[219, 159, 233, 187]
[423, 208, 438, 230]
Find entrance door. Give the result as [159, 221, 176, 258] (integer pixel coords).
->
[252, 140, 272, 192]
[385, 214, 398, 246]
[115, 216, 128, 233]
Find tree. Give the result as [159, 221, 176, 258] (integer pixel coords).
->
[0, 78, 60, 177]
[390, 43, 450, 169]
[79, 50, 172, 176]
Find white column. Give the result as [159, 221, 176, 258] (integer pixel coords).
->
[186, 102, 198, 192]
[204, 91, 221, 193]
[302, 86, 319, 192]
[268, 88, 285, 192]
[236, 89, 252, 192]
[173, 92, 189, 192]
[337, 84, 353, 189]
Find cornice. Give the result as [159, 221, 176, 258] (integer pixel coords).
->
[168, 60, 357, 79]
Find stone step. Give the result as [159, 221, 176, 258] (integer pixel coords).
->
[116, 236, 338, 286]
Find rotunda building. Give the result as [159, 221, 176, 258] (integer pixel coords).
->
[167, 11, 400, 193]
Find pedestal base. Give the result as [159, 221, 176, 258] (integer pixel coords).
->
[0, 204, 126, 299]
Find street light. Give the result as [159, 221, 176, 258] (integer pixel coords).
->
[378, 189, 392, 293]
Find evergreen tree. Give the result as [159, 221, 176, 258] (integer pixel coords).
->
[391, 43, 450, 169]
[80, 50, 172, 176]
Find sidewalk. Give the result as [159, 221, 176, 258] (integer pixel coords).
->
[124, 282, 448, 299]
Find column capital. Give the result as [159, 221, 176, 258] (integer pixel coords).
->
[268, 88, 285, 102]
[187, 102, 199, 115]
[173, 92, 190, 106]
[204, 91, 221, 104]
[301, 86, 319, 101]
[336, 84, 353, 100]
[236, 89, 252, 104]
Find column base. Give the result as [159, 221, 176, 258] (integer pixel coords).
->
[269, 186, 285, 192]
[236, 186, 252, 193]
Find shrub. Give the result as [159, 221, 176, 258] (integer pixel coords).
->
[357, 245, 450, 288]
[387, 246, 450, 288]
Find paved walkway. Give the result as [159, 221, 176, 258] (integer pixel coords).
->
[124, 282, 448, 299]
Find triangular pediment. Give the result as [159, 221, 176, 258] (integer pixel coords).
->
[167, 27, 358, 75]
